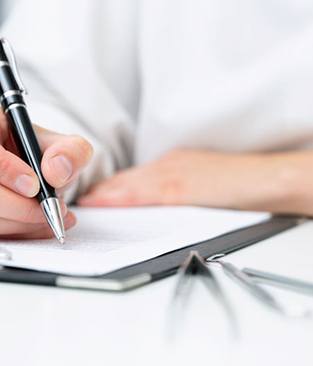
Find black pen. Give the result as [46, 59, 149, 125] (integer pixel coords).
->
[0, 38, 65, 243]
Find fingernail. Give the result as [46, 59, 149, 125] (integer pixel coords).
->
[49, 155, 73, 183]
[15, 174, 39, 197]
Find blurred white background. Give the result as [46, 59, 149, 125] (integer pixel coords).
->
[0, 0, 15, 25]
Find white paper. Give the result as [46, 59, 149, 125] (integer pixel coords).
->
[0, 206, 269, 276]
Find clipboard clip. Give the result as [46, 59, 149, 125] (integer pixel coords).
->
[0, 247, 12, 261]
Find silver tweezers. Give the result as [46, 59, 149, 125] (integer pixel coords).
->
[175, 250, 285, 314]
[206, 254, 287, 315]
[206, 254, 311, 317]
[208, 253, 313, 297]
[174, 250, 238, 333]
[175, 251, 310, 318]
[242, 267, 313, 296]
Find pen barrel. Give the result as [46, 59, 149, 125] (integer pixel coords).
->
[0, 63, 55, 202]
[0, 66, 19, 92]
[0, 40, 8, 62]
[5, 105, 56, 202]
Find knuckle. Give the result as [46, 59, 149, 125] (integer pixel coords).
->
[0, 111, 6, 125]
[124, 191, 139, 205]
[19, 201, 40, 223]
[111, 173, 126, 185]
[0, 150, 12, 179]
[38, 228, 55, 239]
[160, 176, 185, 204]
[164, 148, 185, 161]
[0, 115, 8, 142]
[71, 135, 93, 160]
[32, 123, 44, 133]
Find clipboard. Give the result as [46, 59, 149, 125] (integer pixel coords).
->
[0, 215, 301, 292]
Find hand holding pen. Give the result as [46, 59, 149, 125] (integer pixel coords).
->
[0, 39, 92, 241]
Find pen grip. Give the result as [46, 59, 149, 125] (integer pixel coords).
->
[6, 105, 56, 202]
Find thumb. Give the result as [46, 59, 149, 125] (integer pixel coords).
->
[35, 125, 93, 189]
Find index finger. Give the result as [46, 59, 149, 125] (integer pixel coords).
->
[0, 185, 67, 224]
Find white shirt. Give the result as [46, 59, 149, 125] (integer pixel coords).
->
[2, 0, 313, 200]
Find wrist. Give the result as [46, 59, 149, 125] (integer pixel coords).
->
[274, 152, 313, 216]
[245, 152, 312, 216]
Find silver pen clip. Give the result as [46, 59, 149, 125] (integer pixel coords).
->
[0, 38, 27, 94]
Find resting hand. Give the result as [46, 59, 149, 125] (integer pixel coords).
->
[78, 149, 254, 207]
[78, 148, 310, 216]
[0, 110, 93, 239]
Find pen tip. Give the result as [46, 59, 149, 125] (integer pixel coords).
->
[41, 198, 66, 245]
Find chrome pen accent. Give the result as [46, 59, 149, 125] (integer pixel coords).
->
[4, 102, 26, 114]
[1, 38, 27, 94]
[0, 60, 9, 68]
[0, 90, 22, 104]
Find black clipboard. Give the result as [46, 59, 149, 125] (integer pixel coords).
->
[0, 215, 301, 292]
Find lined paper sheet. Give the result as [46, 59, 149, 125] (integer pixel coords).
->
[0, 207, 269, 276]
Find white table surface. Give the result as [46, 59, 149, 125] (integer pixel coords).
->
[0, 220, 313, 366]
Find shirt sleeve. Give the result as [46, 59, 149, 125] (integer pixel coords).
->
[0, 0, 135, 202]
